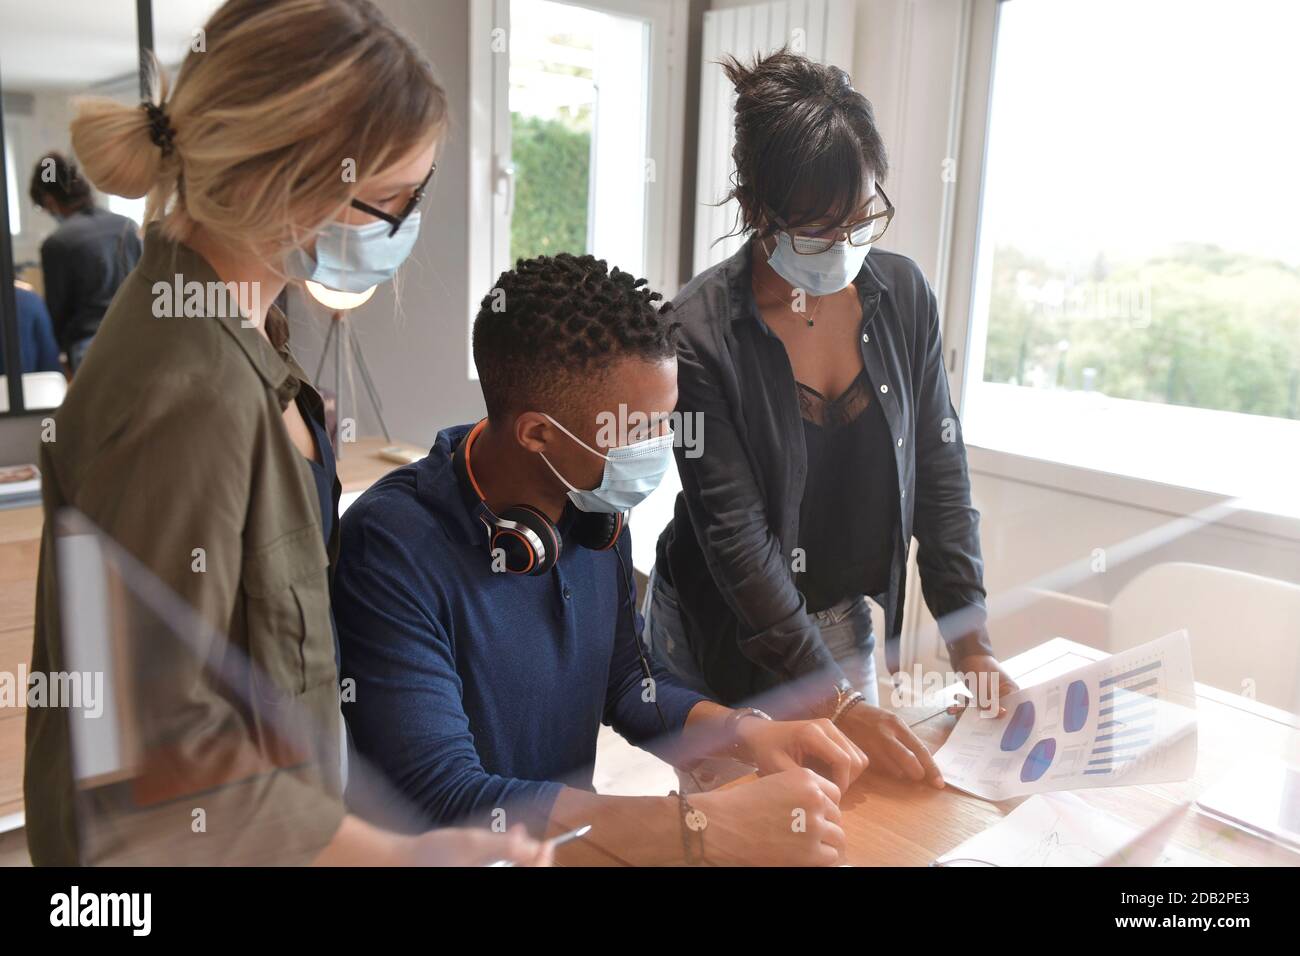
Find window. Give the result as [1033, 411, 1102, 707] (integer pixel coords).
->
[963, 0, 1300, 512]
[469, 0, 686, 380]
[508, 0, 649, 273]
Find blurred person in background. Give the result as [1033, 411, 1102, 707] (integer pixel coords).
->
[28, 152, 141, 372]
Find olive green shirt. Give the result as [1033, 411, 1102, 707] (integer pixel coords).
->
[25, 225, 345, 865]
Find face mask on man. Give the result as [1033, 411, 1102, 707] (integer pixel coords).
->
[538, 413, 675, 514]
[287, 211, 422, 293]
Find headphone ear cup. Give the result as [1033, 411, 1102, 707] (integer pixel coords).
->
[493, 505, 561, 575]
[571, 510, 624, 552]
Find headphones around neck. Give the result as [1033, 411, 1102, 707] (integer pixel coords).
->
[455, 420, 687, 776]
[452, 419, 624, 576]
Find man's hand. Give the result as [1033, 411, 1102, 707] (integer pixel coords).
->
[735, 716, 869, 794]
[692, 768, 846, 865]
[947, 653, 1019, 718]
[837, 703, 945, 789]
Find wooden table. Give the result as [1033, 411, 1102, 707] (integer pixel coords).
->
[0, 437, 424, 830]
[731, 638, 1298, 867]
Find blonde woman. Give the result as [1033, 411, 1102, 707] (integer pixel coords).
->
[24, 0, 547, 867]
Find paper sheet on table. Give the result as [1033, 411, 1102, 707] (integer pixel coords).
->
[935, 792, 1221, 867]
[934, 631, 1198, 800]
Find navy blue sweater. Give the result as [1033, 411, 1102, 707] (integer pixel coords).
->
[334, 423, 707, 832]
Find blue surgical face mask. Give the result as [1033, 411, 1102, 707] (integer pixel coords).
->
[538, 413, 675, 514]
[764, 231, 872, 296]
[286, 211, 421, 293]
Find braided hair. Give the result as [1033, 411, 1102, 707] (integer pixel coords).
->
[472, 253, 680, 421]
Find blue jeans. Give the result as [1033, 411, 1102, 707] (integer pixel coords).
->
[643, 570, 878, 790]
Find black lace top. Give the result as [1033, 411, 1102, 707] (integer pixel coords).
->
[794, 367, 898, 613]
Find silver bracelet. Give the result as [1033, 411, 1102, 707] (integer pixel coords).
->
[831, 690, 866, 725]
[725, 706, 772, 760]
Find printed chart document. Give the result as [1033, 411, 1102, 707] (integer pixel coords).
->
[935, 793, 1220, 867]
[935, 631, 1198, 800]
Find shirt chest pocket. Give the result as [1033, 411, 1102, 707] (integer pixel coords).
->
[241, 526, 336, 700]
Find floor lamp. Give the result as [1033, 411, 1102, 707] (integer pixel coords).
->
[305, 280, 390, 459]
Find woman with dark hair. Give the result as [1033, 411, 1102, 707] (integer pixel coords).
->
[647, 50, 1017, 789]
[28, 151, 142, 371]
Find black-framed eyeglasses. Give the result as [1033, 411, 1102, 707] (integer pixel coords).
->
[766, 183, 895, 254]
[349, 160, 437, 237]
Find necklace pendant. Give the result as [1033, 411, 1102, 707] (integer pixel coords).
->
[806, 317, 815, 328]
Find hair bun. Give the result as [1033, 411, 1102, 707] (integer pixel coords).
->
[70, 95, 170, 200]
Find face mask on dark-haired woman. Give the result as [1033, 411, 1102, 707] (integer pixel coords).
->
[764, 230, 872, 296]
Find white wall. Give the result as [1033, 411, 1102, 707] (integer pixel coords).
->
[288, 0, 488, 450]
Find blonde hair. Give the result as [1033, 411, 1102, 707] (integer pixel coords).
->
[70, 0, 447, 262]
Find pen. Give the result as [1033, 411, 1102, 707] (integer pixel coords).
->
[485, 823, 593, 866]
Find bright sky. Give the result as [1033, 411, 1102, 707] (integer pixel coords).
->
[982, 0, 1300, 269]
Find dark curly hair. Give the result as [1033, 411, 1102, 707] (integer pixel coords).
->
[472, 253, 680, 421]
[721, 49, 887, 239]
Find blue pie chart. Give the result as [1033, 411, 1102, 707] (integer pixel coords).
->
[1064, 680, 1089, 733]
[1020, 738, 1056, 782]
[1000, 701, 1035, 751]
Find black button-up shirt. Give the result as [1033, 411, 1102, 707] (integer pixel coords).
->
[654, 238, 993, 706]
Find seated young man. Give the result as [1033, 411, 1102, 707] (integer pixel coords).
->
[334, 254, 868, 865]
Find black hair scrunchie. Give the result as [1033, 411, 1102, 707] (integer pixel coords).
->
[141, 102, 177, 158]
